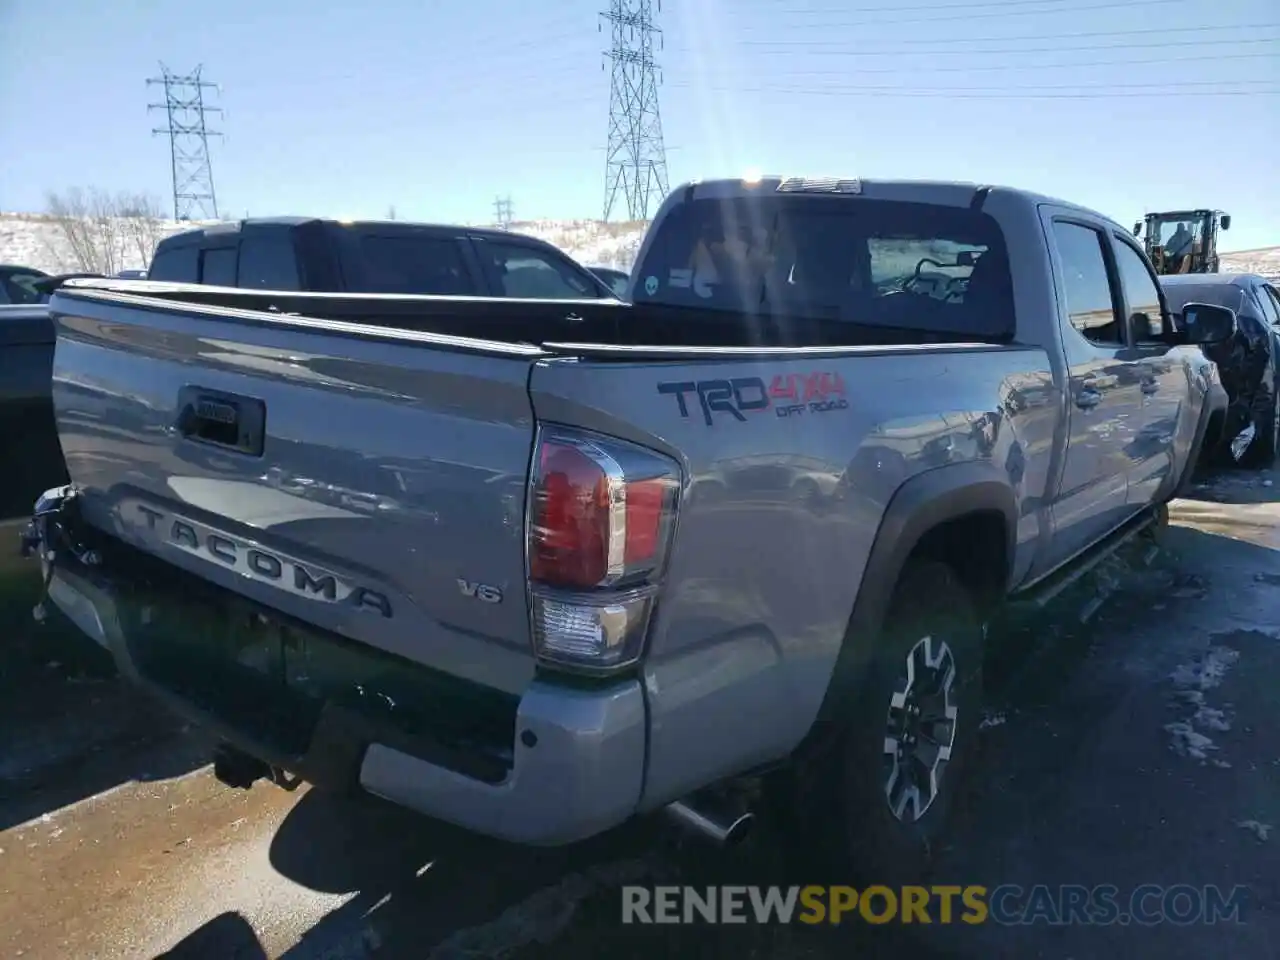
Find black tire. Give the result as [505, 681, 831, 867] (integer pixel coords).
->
[789, 560, 985, 886]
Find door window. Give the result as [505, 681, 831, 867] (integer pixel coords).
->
[0, 270, 46, 304]
[1112, 238, 1165, 340]
[356, 235, 476, 295]
[1052, 221, 1124, 346]
[482, 242, 601, 299]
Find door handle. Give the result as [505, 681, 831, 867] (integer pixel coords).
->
[174, 386, 267, 457]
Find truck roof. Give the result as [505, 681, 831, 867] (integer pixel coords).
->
[672, 176, 1125, 233]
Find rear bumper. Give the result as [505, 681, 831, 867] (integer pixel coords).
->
[45, 557, 648, 846]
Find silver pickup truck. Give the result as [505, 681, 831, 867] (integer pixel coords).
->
[23, 177, 1234, 882]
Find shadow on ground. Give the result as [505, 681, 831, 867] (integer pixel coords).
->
[0, 533, 210, 831]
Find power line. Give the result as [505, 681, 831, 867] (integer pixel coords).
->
[667, 81, 1279, 100]
[493, 195, 514, 230]
[676, 78, 1276, 93]
[760, 0, 1178, 12]
[706, 50, 1276, 76]
[739, 23, 1280, 47]
[601, 0, 670, 222]
[744, 36, 1280, 57]
[737, 0, 1189, 29]
[147, 63, 223, 221]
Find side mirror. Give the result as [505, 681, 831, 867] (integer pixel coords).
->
[1220, 214, 1231, 231]
[1182, 302, 1237, 345]
[1133, 221, 1143, 237]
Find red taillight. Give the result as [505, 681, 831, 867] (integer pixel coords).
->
[529, 434, 676, 590]
[529, 441, 611, 588]
[526, 427, 680, 673]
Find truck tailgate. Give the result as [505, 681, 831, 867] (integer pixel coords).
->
[49, 289, 543, 695]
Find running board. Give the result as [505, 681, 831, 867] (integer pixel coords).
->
[1010, 507, 1160, 610]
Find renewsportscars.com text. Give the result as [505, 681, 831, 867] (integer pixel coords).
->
[621, 884, 1248, 926]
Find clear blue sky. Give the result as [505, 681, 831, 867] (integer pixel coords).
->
[2, 0, 1277, 249]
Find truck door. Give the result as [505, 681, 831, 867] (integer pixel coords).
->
[1043, 216, 1144, 565]
[1110, 233, 1185, 506]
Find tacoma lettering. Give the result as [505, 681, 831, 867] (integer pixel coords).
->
[134, 503, 392, 618]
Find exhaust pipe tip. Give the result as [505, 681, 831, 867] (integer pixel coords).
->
[664, 798, 755, 847]
[212, 745, 271, 791]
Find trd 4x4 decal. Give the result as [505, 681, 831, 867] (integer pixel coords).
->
[657, 372, 849, 426]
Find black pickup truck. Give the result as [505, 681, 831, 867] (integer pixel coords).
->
[148, 217, 615, 300]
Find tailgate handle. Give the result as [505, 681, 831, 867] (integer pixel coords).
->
[175, 387, 267, 457]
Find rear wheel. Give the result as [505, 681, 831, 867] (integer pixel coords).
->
[785, 560, 985, 886]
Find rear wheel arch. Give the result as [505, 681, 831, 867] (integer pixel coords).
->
[811, 463, 1016, 731]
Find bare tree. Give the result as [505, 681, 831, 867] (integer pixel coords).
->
[45, 188, 102, 273]
[43, 188, 168, 274]
[117, 193, 166, 268]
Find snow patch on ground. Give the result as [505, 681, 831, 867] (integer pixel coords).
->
[1164, 645, 1240, 764]
[1237, 819, 1272, 842]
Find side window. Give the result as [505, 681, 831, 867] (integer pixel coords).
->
[482, 241, 600, 299]
[1, 272, 46, 304]
[1051, 221, 1124, 346]
[356, 235, 476, 295]
[1112, 238, 1165, 340]
[237, 236, 301, 290]
[200, 246, 238, 287]
[1253, 285, 1280, 326]
[146, 245, 200, 282]
[1265, 286, 1280, 326]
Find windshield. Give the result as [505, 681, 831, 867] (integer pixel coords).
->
[632, 196, 1014, 340]
[1153, 216, 1205, 249]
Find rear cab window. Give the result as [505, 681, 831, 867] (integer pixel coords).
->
[237, 233, 302, 290]
[147, 244, 200, 282]
[200, 246, 238, 286]
[631, 194, 1015, 341]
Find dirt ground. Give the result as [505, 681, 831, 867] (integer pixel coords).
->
[1, 467, 1277, 959]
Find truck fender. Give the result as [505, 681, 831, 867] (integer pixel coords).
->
[810, 461, 1017, 732]
[1169, 381, 1227, 499]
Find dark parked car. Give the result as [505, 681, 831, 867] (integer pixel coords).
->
[1161, 273, 1280, 467]
[0, 303, 64, 517]
[0, 273, 109, 516]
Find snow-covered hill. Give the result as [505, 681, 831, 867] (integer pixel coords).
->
[2, 210, 1274, 280]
